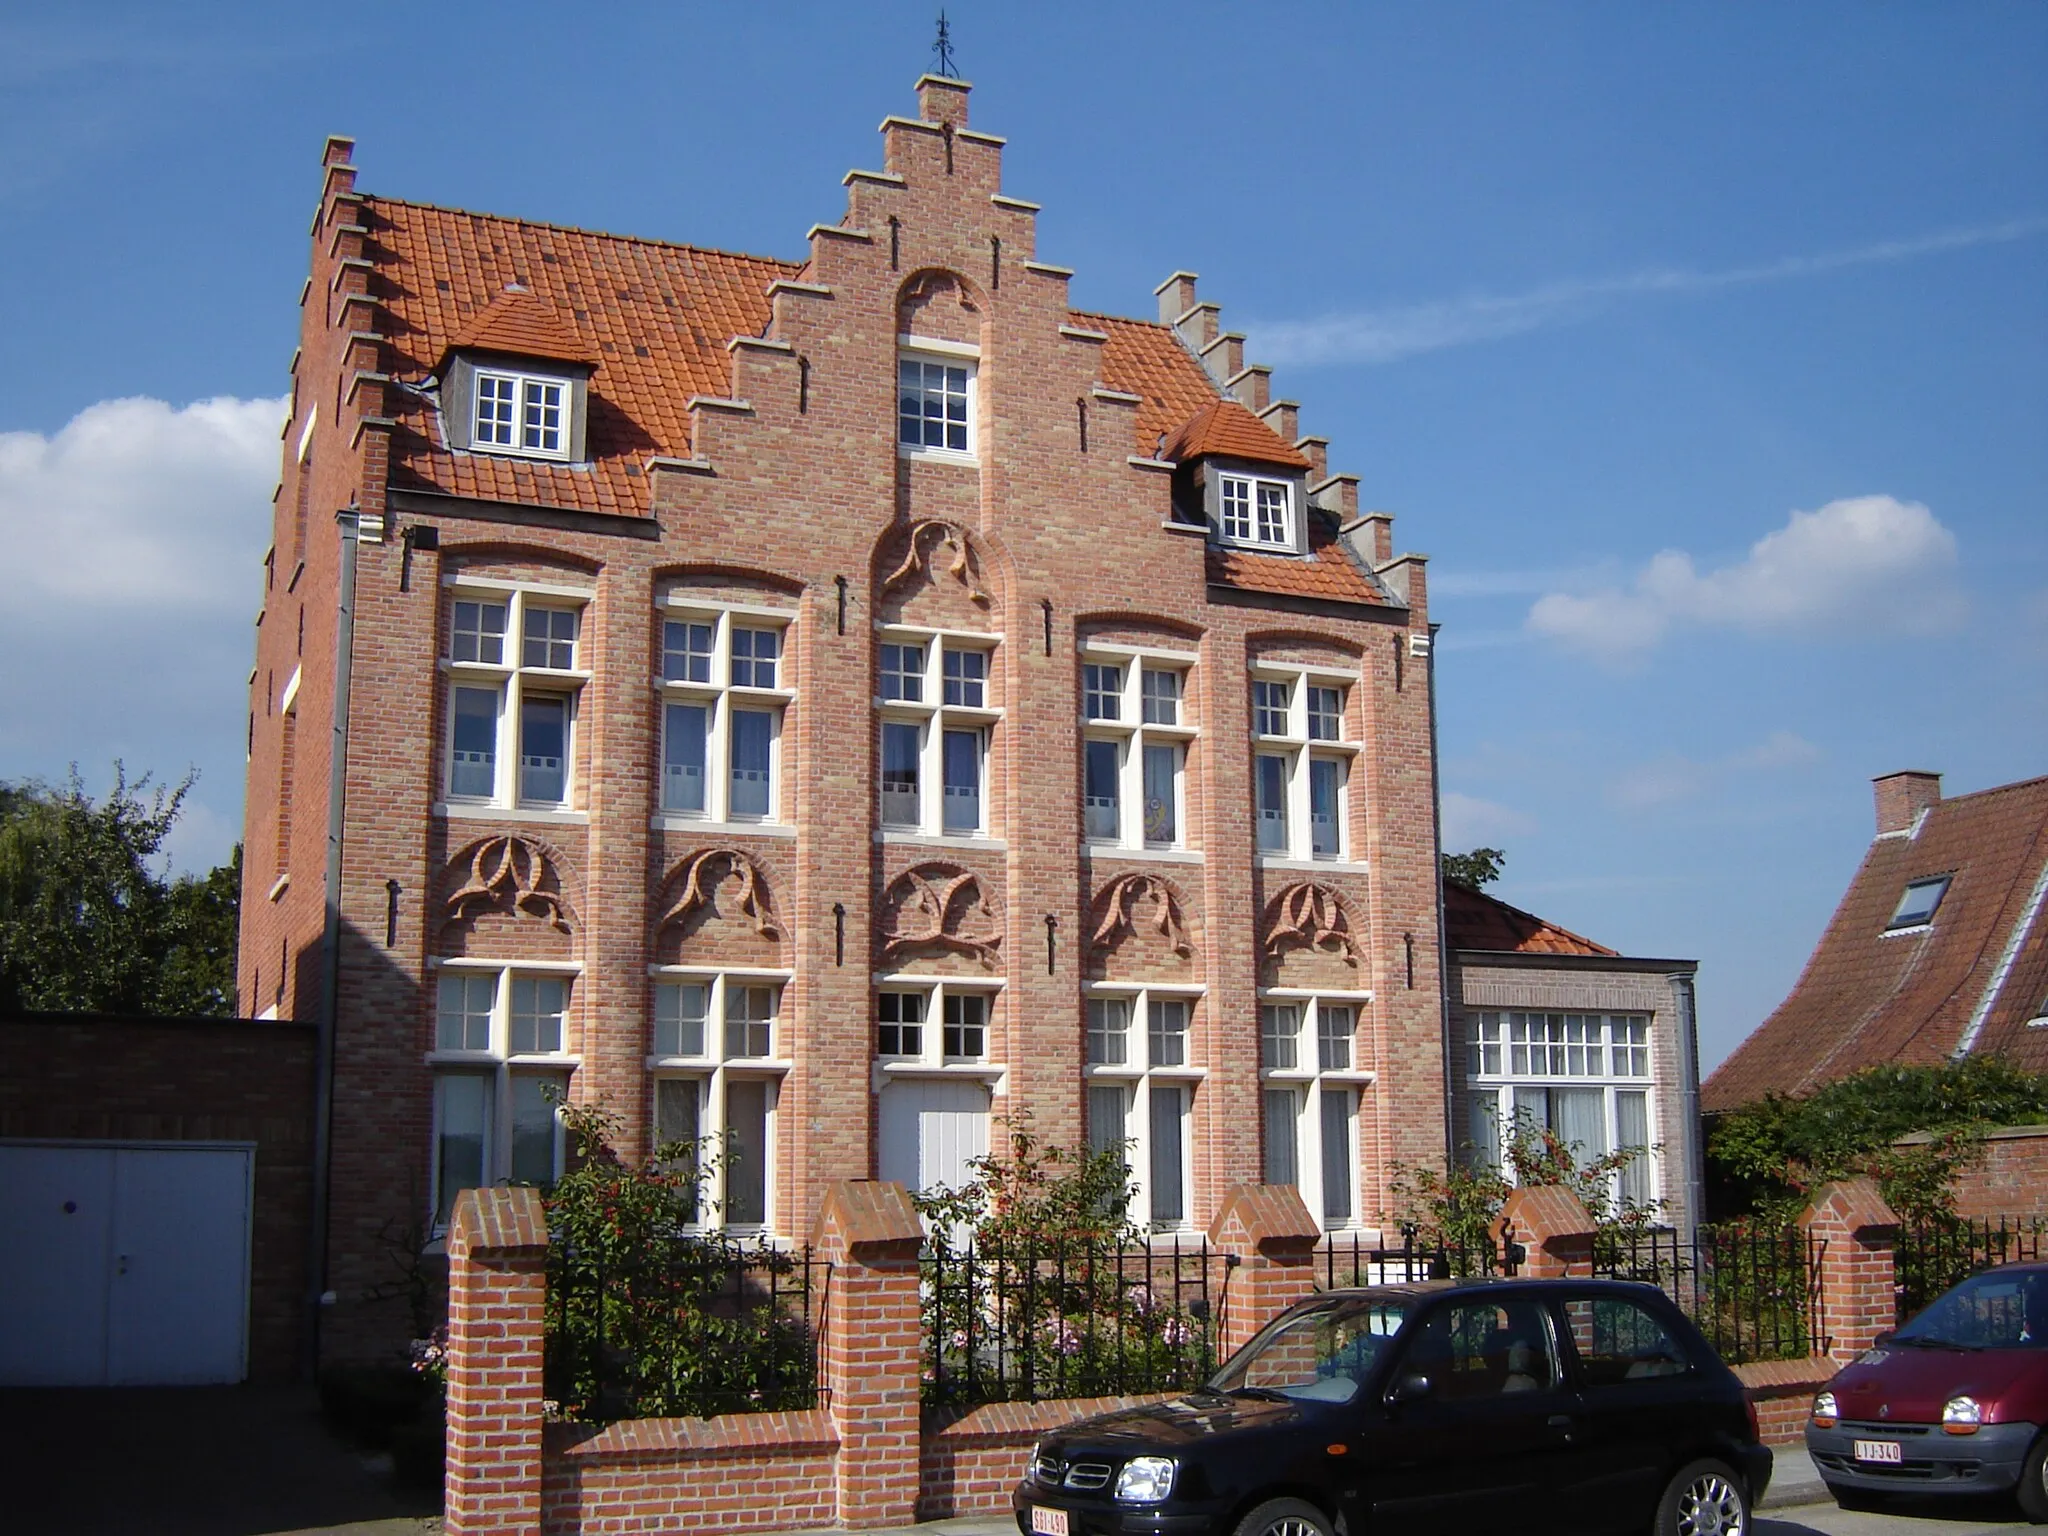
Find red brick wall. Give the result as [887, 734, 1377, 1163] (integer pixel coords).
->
[1734, 1358, 1834, 1445]
[1941, 1126, 2048, 1221]
[0, 1012, 317, 1380]
[920, 1396, 1173, 1518]
[543, 1414, 837, 1534]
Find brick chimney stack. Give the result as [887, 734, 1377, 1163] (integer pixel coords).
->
[1874, 770, 1942, 836]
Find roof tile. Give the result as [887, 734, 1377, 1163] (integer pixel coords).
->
[1160, 398, 1313, 470]
[1444, 883, 1619, 957]
[447, 287, 602, 365]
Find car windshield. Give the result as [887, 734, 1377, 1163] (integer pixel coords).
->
[1207, 1296, 1416, 1405]
[1896, 1270, 2048, 1350]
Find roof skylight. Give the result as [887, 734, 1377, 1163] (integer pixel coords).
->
[1885, 875, 1951, 932]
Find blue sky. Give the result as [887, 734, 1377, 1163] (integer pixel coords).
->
[1, 2, 2042, 1071]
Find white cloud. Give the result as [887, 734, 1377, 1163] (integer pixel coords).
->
[1607, 731, 1822, 812]
[0, 394, 284, 874]
[0, 395, 286, 613]
[1441, 791, 1538, 850]
[1247, 216, 2048, 367]
[1526, 495, 1965, 668]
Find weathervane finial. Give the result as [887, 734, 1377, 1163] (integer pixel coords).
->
[932, 10, 959, 79]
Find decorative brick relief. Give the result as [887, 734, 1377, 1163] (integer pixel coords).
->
[1087, 871, 1196, 978]
[654, 847, 786, 966]
[440, 834, 579, 937]
[880, 863, 1002, 967]
[879, 520, 991, 609]
[1262, 881, 1359, 962]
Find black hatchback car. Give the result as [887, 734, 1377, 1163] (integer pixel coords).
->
[1014, 1275, 1771, 1536]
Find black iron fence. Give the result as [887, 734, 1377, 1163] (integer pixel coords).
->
[1314, 1224, 1518, 1289]
[1595, 1224, 1823, 1363]
[545, 1234, 830, 1422]
[1896, 1216, 2048, 1326]
[922, 1234, 1224, 1408]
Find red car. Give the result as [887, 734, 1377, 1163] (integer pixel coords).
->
[1808, 1262, 2048, 1518]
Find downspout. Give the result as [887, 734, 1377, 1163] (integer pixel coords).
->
[307, 504, 360, 1375]
[1669, 969, 1706, 1240]
[1426, 621, 1454, 1164]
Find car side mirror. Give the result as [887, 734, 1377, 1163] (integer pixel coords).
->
[1386, 1372, 1432, 1406]
[1873, 1330, 1896, 1347]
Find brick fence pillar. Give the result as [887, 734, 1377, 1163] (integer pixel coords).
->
[444, 1186, 549, 1536]
[812, 1180, 925, 1529]
[1798, 1177, 1900, 1365]
[1208, 1184, 1322, 1359]
[1493, 1186, 1597, 1278]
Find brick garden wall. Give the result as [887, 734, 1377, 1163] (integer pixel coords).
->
[1910, 1124, 2048, 1222]
[0, 1011, 318, 1380]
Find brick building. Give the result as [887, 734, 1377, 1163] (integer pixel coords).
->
[241, 75, 1445, 1361]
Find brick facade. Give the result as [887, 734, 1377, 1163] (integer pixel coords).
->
[243, 74, 1447, 1366]
[0, 1012, 316, 1380]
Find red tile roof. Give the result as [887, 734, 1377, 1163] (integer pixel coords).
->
[1704, 775, 2048, 1113]
[1160, 398, 1314, 471]
[1444, 883, 1619, 958]
[361, 196, 1396, 612]
[447, 287, 602, 365]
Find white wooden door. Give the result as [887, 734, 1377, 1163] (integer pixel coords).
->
[877, 1080, 990, 1196]
[0, 1144, 252, 1385]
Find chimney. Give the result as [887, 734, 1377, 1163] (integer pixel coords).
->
[1874, 770, 1942, 836]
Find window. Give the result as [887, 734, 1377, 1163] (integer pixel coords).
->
[658, 602, 794, 825]
[873, 979, 1000, 1071]
[430, 965, 576, 1226]
[1469, 1011, 1658, 1209]
[878, 630, 999, 838]
[1217, 472, 1295, 551]
[444, 586, 589, 811]
[1886, 875, 1951, 932]
[649, 969, 788, 1231]
[473, 369, 570, 460]
[897, 346, 976, 458]
[1079, 647, 1195, 851]
[1250, 666, 1357, 861]
[1260, 994, 1371, 1228]
[1085, 985, 1202, 1229]
[1562, 1297, 1692, 1386]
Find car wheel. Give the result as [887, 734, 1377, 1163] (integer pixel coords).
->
[1230, 1496, 1333, 1536]
[1654, 1458, 1750, 1536]
[2018, 1433, 2048, 1523]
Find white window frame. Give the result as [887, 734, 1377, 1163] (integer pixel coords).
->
[1250, 662, 1361, 865]
[472, 367, 573, 461]
[871, 975, 1007, 1089]
[1079, 643, 1199, 854]
[646, 965, 793, 1235]
[877, 625, 1001, 842]
[896, 336, 979, 464]
[426, 958, 581, 1232]
[1217, 471, 1296, 552]
[1083, 984, 1206, 1232]
[655, 596, 795, 832]
[1257, 989, 1375, 1231]
[439, 579, 592, 816]
[1467, 1010, 1660, 1209]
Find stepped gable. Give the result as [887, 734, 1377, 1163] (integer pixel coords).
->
[1080, 312, 1224, 454]
[1444, 882, 1619, 958]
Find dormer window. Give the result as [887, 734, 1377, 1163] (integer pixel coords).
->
[474, 369, 569, 459]
[1221, 473, 1294, 550]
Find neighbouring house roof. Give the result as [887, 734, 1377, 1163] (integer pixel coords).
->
[1703, 774, 2048, 1113]
[358, 195, 1399, 607]
[1159, 398, 1314, 471]
[1444, 883, 1620, 958]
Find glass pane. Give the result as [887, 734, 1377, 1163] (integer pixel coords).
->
[510, 975, 566, 1054]
[1260, 1004, 1299, 1070]
[943, 648, 986, 707]
[880, 642, 924, 702]
[1148, 998, 1188, 1067]
[662, 620, 713, 683]
[436, 972, 494, 1051]
[654, 1078, 702, 1216]
[730, 627, 780, 689]
[1082, 663, 1122, 720]
[451, 686, 500, 798]
[1143, 743, 1178, 845]
[1307, 686, 1343, 741]
[724, 1079, 769, 1224]
[451, 600, 507, 665]
[1252, 679, 1290, 736]
[663, 703, 708, 813]
[1256, 481, 1290, 544]
[881, 721, 921, 826]
[1084, 738, 1120, 839]
[434, 1074, 489, 1224]
[1256, 754, 1289, 852]
[1149, 1084, 1185, 1225]
[1140, 668, 1180, 725]
[724, 984, 774, 1058]
[1263, 1088, 1299, 1186]
[1320, 1088, 1354, 1223]
[1309, 758, 1343, 857]
[523, 607, 577, 670]
[941, 729, 981, 833]
[519, 695, 567, 804]
[1087, 1086, 1127, 1157]
[877, 990, 925, 1057]
[1317, 1005, 1353, 1070]
[1468, 1089, 1502, 1170]
[1555, 1087, 1608, 1169]
[475, 375, 515, 446]
[943, 991, 986, 1058]
[510, 1073, 563, 1185]
[1086, 997, 1129, 1065]
[1617, 1090, 1652, 1205]
[729, 709, 773, 819]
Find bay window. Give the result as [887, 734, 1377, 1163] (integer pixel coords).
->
[1467, 1011, 1658, 1208]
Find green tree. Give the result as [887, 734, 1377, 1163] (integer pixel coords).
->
[1441, 846, 1506, 889]
[0, 767, 238, 1016]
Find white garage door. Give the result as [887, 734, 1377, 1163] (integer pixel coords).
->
[0, 1143, 253, 1386]
[877, 1080, 990, 1197]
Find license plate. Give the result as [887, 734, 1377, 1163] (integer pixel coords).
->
[1029, 1507, 1070, 1536]
[1854, 1439, 1903, 1464]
